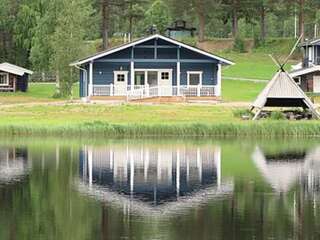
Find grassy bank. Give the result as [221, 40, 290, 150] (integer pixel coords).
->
[0, 104, 320, 137]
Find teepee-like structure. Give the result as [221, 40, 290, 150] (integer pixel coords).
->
[251, 37, 320, 120]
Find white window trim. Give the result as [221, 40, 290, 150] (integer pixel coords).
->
[113, 71, 128, 84]
[0, 72, 9, 86]
[187, 71, 203, 86]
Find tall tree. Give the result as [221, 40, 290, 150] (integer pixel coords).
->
[195, 0, 205, 42]
[102, 0, 110, 49]
[51, 0, 94, 97]
[145, 0, 171, 34]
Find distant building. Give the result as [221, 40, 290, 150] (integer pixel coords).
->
[165, 20, 196, 39]
[290, 38, 320, 93]
[0, 63, 33, 92]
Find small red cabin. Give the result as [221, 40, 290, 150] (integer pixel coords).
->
[0, 63, 33, 92]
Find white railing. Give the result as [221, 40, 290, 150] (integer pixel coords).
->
[93, 85, 113, 96]
[127, 85, 216, 101]
[93, 84, 216, 100]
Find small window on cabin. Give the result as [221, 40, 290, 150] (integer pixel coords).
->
[161, 72, 169, 80]
[188, 72, 202, 86]
[0, 73, 9, 86]
[117, 74, 125, 82]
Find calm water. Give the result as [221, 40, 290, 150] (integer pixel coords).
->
[0, 138, 320, 240]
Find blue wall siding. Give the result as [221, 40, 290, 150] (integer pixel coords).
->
[93, 62, 130, 85]
[180, 63, 217, 85]
[80, 37, 219, 89]
[98, 48, 131, 60]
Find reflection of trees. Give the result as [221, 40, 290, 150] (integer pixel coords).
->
[0, 145, 101, 240]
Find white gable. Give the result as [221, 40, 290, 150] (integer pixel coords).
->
[70, 34, 234, 66]
[0, 62, 33, 76]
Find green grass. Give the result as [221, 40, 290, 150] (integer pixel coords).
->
[0, 83, 79, 104]
[222, 79, 266, 101]
[221, 52, 296, 80]
[0, 104, 319, 137]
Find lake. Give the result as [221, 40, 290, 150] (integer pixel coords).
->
[0, 137, 319, 240]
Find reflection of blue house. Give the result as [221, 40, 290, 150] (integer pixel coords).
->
[71, 34, 233, 102]
[79, 145, 224, 206]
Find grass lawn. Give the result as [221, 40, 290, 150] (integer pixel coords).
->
[221, 52, 296, 80]
[0, 83, 79, 105]
[222, 79, 266, 102]
[0, 104, 237, 126]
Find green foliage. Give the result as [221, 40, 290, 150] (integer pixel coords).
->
[233, 109, 254, 118]
[145, 0, 171, 33]
[270, 111, 286, 120]
[233, 36, 246, 53]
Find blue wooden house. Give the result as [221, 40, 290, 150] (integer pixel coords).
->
[70, 34, 234, 102]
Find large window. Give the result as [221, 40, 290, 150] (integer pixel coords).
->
[0, 73, 9, 86]
[187, 71, 202, 86]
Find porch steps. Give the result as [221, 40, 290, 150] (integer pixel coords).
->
[130, 96, 186, 103]
[130, 96, 220, 103]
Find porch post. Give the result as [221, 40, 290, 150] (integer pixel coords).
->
[216, 63, 222, 97]
[131, 47, 135, 90]
[177, 47, 181, 96]
[89, 61, 93, 97]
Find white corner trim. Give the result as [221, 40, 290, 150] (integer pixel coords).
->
[0, 72, 9, 86]
[187, 71, 203, 86]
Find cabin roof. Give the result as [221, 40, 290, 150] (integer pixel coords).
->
[299, 38, 320, 47]
[70, 34, 234, 66]
[290, 65, 320, 78]
[0, 62, 33, 76]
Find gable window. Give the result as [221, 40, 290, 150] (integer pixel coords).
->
[187, 71, 202, 86]
[0, 73, 9, 86]
[161, 72, 169, 80]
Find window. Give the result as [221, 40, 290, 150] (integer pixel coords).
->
[187, 71, 202, 86]
[161, 72, 169, 80]
[0, 73, 9, 86]
[117, 74, 125, 82]
[114, 71, 128, 83]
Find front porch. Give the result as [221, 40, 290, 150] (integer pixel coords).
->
[92, 84, 218, 100]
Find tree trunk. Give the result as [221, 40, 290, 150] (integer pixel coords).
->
[102, 0, 110, 50]
[260, 5, 266, 41]
[196, 0, 205, 42]
[129, 1, 133, 37]
[232, 0, 239, 37]
[299, 0, 305, 41]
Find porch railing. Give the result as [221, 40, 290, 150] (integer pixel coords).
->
[92, 84, 216, 100]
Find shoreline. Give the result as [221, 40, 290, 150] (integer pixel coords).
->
[1, 121, 320, 138]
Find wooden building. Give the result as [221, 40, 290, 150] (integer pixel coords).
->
[0, 63, 33, 92]
[290, 39, 320, 93]
[70, 34, 234, 102]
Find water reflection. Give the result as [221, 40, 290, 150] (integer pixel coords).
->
[78, 143, 233, 215]
[252, 146, 320, 193]
[0, 139, 320, 239]
[0, 147, 29, 184]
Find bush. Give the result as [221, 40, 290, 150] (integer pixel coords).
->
[270, 111, 286, 120]
[233, 36, 246, 53]
[233, 109, 253, 118]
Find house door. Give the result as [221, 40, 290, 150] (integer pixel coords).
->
[158, 70, 172, 96]
[114, 71, 128, 96]
[314, 75, 320, 93]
